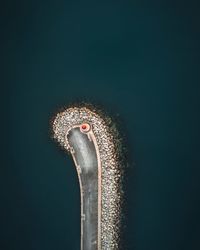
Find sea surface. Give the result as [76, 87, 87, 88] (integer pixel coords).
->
[2, 1, 200, 250]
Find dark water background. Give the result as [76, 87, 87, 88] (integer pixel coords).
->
[1, 1, 200, 249]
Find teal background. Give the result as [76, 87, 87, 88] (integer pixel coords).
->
[1, 1, 200, 249]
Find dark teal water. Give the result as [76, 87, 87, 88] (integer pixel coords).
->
[2, 1, 200, 250]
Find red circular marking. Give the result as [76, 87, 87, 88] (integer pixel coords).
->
[81, 124, 87, 130]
